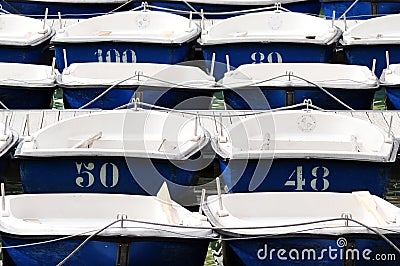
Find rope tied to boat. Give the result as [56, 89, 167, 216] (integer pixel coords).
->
[0, 215, 398, 264]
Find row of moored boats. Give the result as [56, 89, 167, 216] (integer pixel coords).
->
[1, 0, 400, 265]
[0, 108, 398, 264]
[4, 7, 400, 109]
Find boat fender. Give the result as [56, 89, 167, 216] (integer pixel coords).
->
[185, 12, 194, 33]
[1, 183, 9, 217]
[38, 8, 49, 35]
[216, 177, 229, 217]
[369, 59, 377, 79]
[385, 51, 392, 75]
[196, 189, 208, 221]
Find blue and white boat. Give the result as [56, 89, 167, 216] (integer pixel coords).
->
[204, 190, 400, 265]
[198, 10, 342, 79]
[341, 14, 400, 77]
[148, 0, 321, 19]
[15, 109, 210, 205]
[0, 63, 57, 109]
[0, 14, 54, 64]
[0, 186, 213, 265]
[380, 63, 400, 109]
[211, 109, 398, 196]
[57, 62, 217, 109]
[0, 0, 134, 19]
[220, 62, 378, 110]
[51, 10, 201, 71]
[320, 0, 400, 20]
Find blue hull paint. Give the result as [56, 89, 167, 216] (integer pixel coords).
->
[138, 88, 214, 109]
[0, 42, 52, 65]
[202, 43, 336, 79]
[62, 87, 135, 109]
[0, 87, 54, 109]
[222, 236, 400, 265]
[0, 0, 134, 18]
[20, 157, 201, 200]
[384, 87, 400, 110]
[63, 87, 214, 110]
[321, 1, 400, 19]
[344, 45, 400, 77]
[53, 42, 196, 71]
[2, 235, 209, 266]
[149, 1, 321, 19]
[223, 87, 376, 110]
[219, 158, 391, 196]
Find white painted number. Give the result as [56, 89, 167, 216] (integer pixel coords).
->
[311, 166, 329, 191]
[100, 163, 119, 188]
[95, 49, 137, 63]
[284, 166, 330, 191]
[75, 162, 95, 187]
[75, 162, 119, 188]
[284, 166, 305, 190]
[250, 52, 283, 64]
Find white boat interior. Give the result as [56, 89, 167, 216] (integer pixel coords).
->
[342, 14, 400, 45]
[52, 10, 200, 44]
[221, 63, 378, 90]
[198, 11, 340, 45]
[58, 62, 216, 89]
[0, 188, 212, 237]
[15, 109, 209, 159]
[204, 191, 400, 235]
[380, 64, 400, 86]
[0, 63, 57, 88]
[0, 14, 54, 46]
[212, 109, 397, 162]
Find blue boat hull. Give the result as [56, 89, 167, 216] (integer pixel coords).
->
[222, 235, 400, 265]
[2, 235, 209, 266]
[53, 42, 196, 71]
[20, 157, 202, 202]
[223, 87, 376, 110]
[62, 87, 135, 109]
[0, 0, 134, 18]
[219, 158, 392, 196]
[384, 87, 400, 110]
[138, 88, 214, 109]
[0, 86, 54, 109]
[321, 1, 400, 19]
[62, 86, 214, 109]
[202, 42, 337, 79]
[148, 0, 321, 19]
[344, 44, 400, 77]
[0, 42, 52, 65]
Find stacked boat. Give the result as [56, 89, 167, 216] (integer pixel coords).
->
[0, 184, 213, 266]
[204, 189, 400, 265]
[51, 9, 201, 71]
[220, 62, 378, 109]
[57, 62, 217, 109]
[199, 9, 341, 79]
[212, 108, 398, 196]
